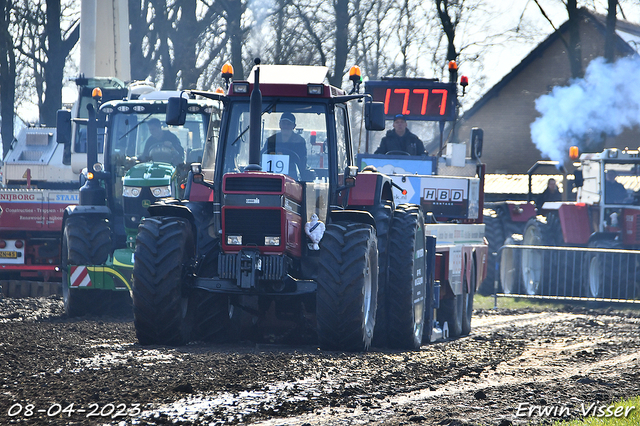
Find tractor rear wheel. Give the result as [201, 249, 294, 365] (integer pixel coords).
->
[461, 258, 477, 336]
[479, 208, 504, 295]
[386, 204, 426, 349]
[584, 240, 634, 299]
[521, 216, 549, 295]
[316, 223, 378, 352]
[500, 234, 522, 294]
[370, 200, 393, 348]
[439, 289, 464, 337]
[133, 217, 194, 346]
[61, 215, 111, 317]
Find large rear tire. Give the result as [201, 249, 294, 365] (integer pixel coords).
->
[500, 234, 522, 294]
[61, 215, 111, 317]
[461, 258, 477, 336]
[584, 240, 634, 299]
[479, 208, 504, 295]
[370, 201, 393, 348]
[133, 217, 194, 346]
[521, 216, 550, 295]
[439, 289, 464, 337]
[386, 204, 426, 350]
[316, 223, 378, 352]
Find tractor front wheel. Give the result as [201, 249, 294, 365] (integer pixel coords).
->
[61, 215, 111, 317]
[133, 217, 194, 346]
[316, 223, 378, 352]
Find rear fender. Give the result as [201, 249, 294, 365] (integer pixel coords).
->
[505, 202, 536, 222]
[147, 201, 194, 221]
[329, 210, 375, 228]
[558, 203, 590, 245]
[346, 172, 392, 207]
[62, 205, 111, 236]
[147, 201, 198, 241]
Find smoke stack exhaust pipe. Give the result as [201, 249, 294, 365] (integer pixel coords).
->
[245, 58, 263, 171]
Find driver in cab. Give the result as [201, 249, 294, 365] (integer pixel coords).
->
[374, 114, 425, 155]
[140, 118, 184, 164]
[264, 112, 307, 166]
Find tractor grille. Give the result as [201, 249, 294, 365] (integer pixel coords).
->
[218, 252, 286, 280]
[224, 208, 281, 246]
[225, 177, 282, 192]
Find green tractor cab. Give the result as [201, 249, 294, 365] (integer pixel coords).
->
[59, 93, 221, 317]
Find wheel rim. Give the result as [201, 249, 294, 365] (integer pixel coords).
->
[363, 248, 373, 336]
[500, 246, 514, 294]
[61, 229, 71, 311]
[522, 225, 542, 295]
[588, 254, 602, 297]
[412, 224, 425, 342]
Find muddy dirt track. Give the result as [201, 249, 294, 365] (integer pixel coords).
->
[0, 296, 639, 426]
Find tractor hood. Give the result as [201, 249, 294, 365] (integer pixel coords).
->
[123, 162, 175, 187]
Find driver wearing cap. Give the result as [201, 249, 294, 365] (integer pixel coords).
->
[374, 114, 425, 155]
[140, 118, 184, 163]
[265, 112, 307, 166]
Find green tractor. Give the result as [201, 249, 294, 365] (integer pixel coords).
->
[57, 90, 220, 316]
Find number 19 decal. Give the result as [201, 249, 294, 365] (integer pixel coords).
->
[262, 154, 290, 174]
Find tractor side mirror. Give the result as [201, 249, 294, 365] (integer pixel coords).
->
[56, 109, 71, 144]
[166, 97, 187, 126]
[573, 170, 584, 188]
[344, 165, 358, 187]
[364, 101, 385, 131]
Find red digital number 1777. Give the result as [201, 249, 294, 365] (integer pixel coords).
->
[384, 88, 448, 116]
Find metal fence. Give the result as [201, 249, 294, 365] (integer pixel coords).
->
[495, 245, 640, 303]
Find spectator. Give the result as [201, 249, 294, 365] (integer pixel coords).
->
[536, 178, 562, 209]
[374, 114, 425, 156]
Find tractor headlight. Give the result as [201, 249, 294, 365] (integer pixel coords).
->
[227, 235, 243, 245]
[264, 236, 280, 246]
[123, 186, 142, 197]
[151, 185, 171, 198]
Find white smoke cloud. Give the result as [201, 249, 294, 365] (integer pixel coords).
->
[530, 55, 640, 162]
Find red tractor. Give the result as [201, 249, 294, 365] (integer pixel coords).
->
[131, 61, 432, 351]
[504, 147, 640, 300]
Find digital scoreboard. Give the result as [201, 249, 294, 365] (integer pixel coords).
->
[365, 79, 457, 122]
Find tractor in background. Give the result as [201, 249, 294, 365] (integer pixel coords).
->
[57, 87, 220, 316]
[514, 147, 640, 299]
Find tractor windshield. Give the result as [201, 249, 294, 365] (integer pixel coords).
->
[603, 163, 640, 205]
[217, 102, 329, 182]
[109, 111, 208, 166]
[106, 107, 212, 201]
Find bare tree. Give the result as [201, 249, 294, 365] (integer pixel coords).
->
[0, 0, 16, 159]
[13, 0, 79, 126]
[128, 0, 247, 89]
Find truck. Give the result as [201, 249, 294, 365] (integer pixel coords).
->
[504, 147, 640, 300]
[57, 87, 220, 316]
[130, 60, 487, 351]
